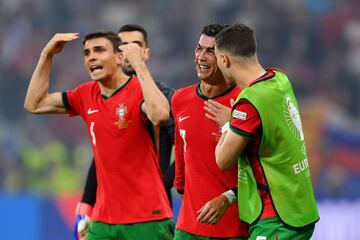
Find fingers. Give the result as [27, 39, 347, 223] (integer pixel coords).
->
[204, 105, 218, 116]
[119, 43, 144, 64]
[53, 33, 80, 42]
[207, 214, 219, 225]
[204, 100, 220, 112]
[197, 203, 219, 224]
[44, 33, 79, 56]
[207, 99, 223, 109]
[119, 43, 141, 54]
[204, 112, 217, 121]
[196, 203, 209, 222]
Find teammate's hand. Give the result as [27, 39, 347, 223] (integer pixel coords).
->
[196, 194, 231, 225]
[204, 99, 234, 127]
[119, 43, 146, 67]
[43, 33, 79, 56]
[73, 202, 93, 240]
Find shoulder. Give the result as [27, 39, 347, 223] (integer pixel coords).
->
[76, 81, 97, 91]
[171, 84, 196, 113]
[172, 84, 196, 102]
[67, 81, 96, 96]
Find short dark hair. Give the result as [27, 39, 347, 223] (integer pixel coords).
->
[201, 23, 229, 37]
[83, 30, 121, 52]
[215, 23, 257, 57]
[118, 24, 148, 46]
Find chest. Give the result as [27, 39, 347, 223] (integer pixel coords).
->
[83, 88, 143, 133]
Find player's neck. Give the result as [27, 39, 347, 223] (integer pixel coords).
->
[233, 61, 266, 89]
[199, 80, 231, 98]
[98, 71, 129, 97]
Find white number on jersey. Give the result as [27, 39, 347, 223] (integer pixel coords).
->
[90, 122, 96, 146]
[180, 129, 187, 152]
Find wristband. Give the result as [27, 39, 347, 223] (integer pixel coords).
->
[222, 189, 237, 204]
[221, 122, 230, 134]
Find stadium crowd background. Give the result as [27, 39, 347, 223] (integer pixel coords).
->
[0, 0, 359, 239]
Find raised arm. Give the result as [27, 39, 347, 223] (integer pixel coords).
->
[120, 43, 170, 125]
[24, 33, 79, 114]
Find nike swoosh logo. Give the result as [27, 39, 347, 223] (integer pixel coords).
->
[179, 116, 190, 122]
[87, 108, 99, 114]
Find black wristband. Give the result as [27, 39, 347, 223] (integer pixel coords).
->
[231, 187, 238, 197]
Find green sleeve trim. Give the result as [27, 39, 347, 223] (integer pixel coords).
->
[230, 125, 253, 139]
[61, 92, 71, 111]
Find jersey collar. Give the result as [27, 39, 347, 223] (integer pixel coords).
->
[248, 69, 275, 87]
[196, 83, 236, 100]
[102, 75, 133, 99]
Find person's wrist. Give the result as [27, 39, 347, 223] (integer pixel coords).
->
[221, 122, 230, 134]
[222, 189, 236, 204]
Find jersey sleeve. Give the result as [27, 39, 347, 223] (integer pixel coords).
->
[230, 99, 261, 139]
[62, 86, 84, 117]
[172, 95, 185, 194]
[81, 159, 97, 206]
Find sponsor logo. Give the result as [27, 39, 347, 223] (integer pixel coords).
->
[293, 159, 309, 175]
[283, 95, 304, 141]
[238, 167, 248, 183]
[115, 103, 131, 129]
[87, 108, 99, 114]
[233, 110, 247, 120]
[179, 115, 190, 122]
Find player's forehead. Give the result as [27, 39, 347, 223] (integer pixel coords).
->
[197, 34, 215, 49]
[83, 37, 112, 49]
[119, 31, 146, 47]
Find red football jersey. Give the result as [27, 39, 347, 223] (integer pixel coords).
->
[172, 84, 249, 238]
[64, 76, 172, 224]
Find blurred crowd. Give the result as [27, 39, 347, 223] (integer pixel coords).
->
[0, 0, 359, 198]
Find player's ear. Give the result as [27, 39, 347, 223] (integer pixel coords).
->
[221, 54, 231, 68]
[116, 50, 123, 66]
[144, 48, 150, 61]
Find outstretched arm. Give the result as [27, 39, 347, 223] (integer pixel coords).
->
[24, 33, 79, 114]
[120, 43, 170, 125]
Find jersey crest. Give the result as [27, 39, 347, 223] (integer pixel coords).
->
[115, 103, 131, 129]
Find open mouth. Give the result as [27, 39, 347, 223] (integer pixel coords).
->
[90, 65, 103, 73]
[199, 64, 210, 71]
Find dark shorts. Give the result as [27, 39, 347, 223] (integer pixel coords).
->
[87, 218, 174, 240]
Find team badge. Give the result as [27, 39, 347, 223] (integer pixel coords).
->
[115, 103, 131, 129]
